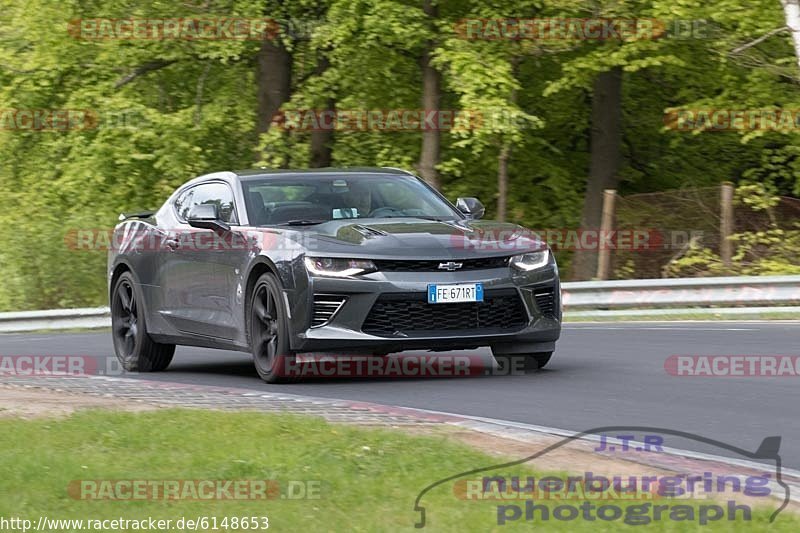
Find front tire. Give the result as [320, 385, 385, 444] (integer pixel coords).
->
[492, 351, 553, 374]
[249, 273, 297, 384]
[111, 272, 175, 372]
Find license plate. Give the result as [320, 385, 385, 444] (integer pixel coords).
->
[427, 283, 484, 304]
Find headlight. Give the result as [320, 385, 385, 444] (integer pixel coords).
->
[510, 250, 550, 271]
[304, 257, 377, 277]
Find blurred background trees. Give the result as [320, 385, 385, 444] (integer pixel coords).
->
[1, 0, 799, 310]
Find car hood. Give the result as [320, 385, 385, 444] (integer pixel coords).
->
[287, 218, 544, 259]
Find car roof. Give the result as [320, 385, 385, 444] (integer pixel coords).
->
[234, 167, 416, 180]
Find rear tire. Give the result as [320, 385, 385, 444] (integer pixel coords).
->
[492, 351, 553, 374]
[532, 351, 553, 369]
[249, 272, 297, 384]
[111, 272, 175, 372]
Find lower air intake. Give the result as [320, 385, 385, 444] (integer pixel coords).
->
[311, 294, 347, 327]
[362, 288, 527, 336]
[533, 288, 556, 317]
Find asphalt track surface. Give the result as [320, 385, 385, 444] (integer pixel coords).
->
[2, 321, 799, 468]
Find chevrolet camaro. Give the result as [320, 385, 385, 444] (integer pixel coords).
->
[108, 167, 561, 383]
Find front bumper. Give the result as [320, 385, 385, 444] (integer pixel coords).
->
[287, 262, 561, 354]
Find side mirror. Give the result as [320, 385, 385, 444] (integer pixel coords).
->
[456, 197, 485, 220]
[188, 203, 230, 232]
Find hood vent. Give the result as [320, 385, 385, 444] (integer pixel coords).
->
[352, 224, 388, 238]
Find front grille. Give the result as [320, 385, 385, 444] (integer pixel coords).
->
[374, 256, 511, 272]
[362, 288, 527, 336]
[311, 294, 347, 327]
[533, 288, 556, 317]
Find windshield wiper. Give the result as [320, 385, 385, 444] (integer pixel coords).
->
[278, 219, 329, 226]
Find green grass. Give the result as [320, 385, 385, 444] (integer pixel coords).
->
[0, 409, 795, 532]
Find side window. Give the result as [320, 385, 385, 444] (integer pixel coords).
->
[174, 182, 237, 223]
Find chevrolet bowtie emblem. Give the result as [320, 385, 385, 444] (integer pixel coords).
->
[438, 261, 463, 271]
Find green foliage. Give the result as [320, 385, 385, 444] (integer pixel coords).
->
[665, 228, 800, 277]
[665, 186, 800, 277]
[1, 0, 799, 309]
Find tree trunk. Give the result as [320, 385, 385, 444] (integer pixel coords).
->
[310, 55, 334, 168]
[782, 0, 800, 70]
[496, 62, 519, 222]
[570, 67, 623, 280]
[417, 0, 441, 189]
[310, 96, 334, 168]
[255, 40, 292, 137]
[497, 144, 510, 222]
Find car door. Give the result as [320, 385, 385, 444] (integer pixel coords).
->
[159, 181, 243, 340]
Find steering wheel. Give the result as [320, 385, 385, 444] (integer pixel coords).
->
[368, 206, 404, 218]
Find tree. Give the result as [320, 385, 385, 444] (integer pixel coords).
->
[781, 0, 800, 70]
[570, 67, 623, 279]
[2, 0, 800, 309]
[418, 0, 442, 188]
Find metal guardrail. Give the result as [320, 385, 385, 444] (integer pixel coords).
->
[0, 307, 111, 333]
[1, 275, 798, 332]
[562, 275, 800, 315]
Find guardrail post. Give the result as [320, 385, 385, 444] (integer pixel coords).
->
[596, 189, 617, 280]
[720, 182, 734, 270]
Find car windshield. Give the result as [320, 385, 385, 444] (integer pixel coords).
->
[241, 174, 461, 226]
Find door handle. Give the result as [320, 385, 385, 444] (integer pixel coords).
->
[164, 238, 179, 251]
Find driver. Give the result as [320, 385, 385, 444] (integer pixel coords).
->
[340, 180, 372, 218]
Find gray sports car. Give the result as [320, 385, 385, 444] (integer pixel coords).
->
[108, 167, 561, 383]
